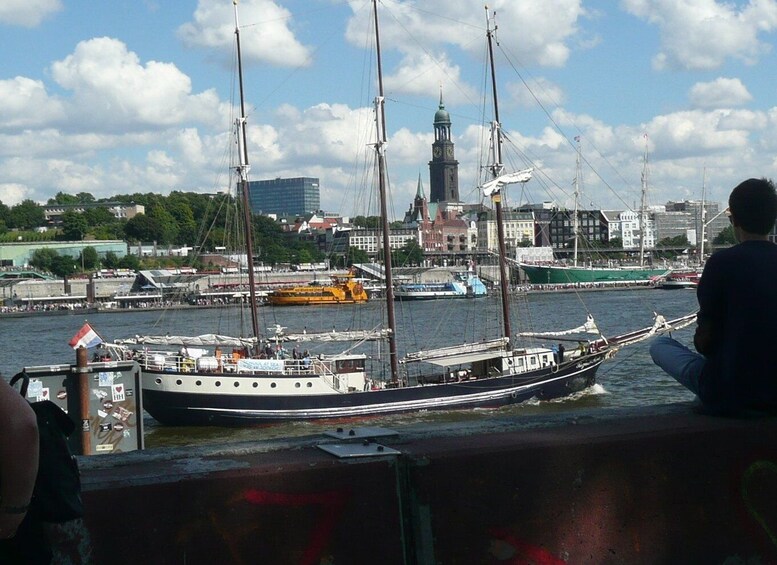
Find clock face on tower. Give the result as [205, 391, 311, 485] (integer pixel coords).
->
[445, 146, 454, 158]
[433, 146, 442, 158]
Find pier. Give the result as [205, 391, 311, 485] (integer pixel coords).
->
[47, 403, 777, 563]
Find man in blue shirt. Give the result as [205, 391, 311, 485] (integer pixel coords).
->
[650, 177, 777, 413]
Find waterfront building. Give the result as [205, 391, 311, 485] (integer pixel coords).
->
[348, 228, 417, 257]
[476, 209, 535, 254]
[43, 203, 145, 226]
[0, 240, 127, 268]
[247, 177, 320, 216]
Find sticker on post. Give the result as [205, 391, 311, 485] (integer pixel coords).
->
[111, 384, 125, 402]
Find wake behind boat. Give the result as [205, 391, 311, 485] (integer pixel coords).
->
[103, 3, 695, 426]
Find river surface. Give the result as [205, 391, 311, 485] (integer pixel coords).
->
[0, 288, 699, 448]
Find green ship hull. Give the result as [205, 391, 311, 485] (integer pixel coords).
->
[520, 264, 669, 285]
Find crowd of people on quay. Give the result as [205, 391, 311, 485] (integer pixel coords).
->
[0, 302, 92, 314]
[513, 280, 656, 292]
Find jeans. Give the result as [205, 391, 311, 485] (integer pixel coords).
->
[649, 336, 705, 396]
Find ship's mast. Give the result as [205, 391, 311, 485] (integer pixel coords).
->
[699, 168, 706, 264]
[485, 8, 512, 347]
[372, 0, 399, 384]
[233, 0, 261, 350]
[573, 138, 581, 267]
[639, 135, 649, 268]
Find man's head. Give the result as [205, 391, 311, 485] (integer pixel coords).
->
[729, 177, 777, 236]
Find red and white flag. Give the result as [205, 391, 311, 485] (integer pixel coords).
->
[68, 322, 103, 349]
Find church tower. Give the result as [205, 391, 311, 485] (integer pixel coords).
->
[428, 93, 459, 203]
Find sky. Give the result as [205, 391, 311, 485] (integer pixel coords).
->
[3, 0, 777, 220]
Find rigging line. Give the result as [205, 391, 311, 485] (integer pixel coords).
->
[375, 5, 483, 110]
[493, 44, 640, 211]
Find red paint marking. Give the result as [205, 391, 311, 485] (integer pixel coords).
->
[489, 528, 567, 565]
[243, 489, 348, 565]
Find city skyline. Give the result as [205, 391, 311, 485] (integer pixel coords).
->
[3, 1, 777, 218]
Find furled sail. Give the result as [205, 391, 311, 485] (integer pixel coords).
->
[115, 334, 257, 348]
[481, 167, 534, 196]
[518, 314, 599, 338]
[401, 338, 510, 366]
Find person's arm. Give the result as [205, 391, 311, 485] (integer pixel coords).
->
[694, 255, 725, 357]
[0, 378, 39, 539]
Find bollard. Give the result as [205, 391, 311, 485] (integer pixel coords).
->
[75, 346, 91, 455]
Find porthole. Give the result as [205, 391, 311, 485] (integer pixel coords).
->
[215, 381, 221, 387]
[195, 380, 202, 386]
[176, 379, 182, 385]
[155, 378, 162, 385]
[306, 382, 313, 388]
[295, 382, 301, 388]
[271, 382, 277, 388]
[252, 382, 258, 388]
[234, 382, 240, 388]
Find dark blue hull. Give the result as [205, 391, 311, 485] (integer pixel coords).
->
[142, 354, 603, 426]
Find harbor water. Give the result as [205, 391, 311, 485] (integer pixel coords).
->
[0, 288, 699, 447]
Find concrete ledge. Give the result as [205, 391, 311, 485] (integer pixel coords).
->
[53, 404, 777, 564]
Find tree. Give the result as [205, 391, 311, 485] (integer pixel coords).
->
[713, 225, 736, 245]
[60, 210, 89, 241]
[394, 239, 424, 266]
[103, 251, 120, 269]
[80, 246, 100, 270]
[8, 200, 45, 230]
[50, 254, 76, 278]
[30, 248, 59, 272]
[352, 216, 382, 229]
[119, 253, 141, 270]
[83, 207, 116, 227]
[47, 192, 79, 205]
[124, 213, 159, 243]
[345, 247, 369, 267]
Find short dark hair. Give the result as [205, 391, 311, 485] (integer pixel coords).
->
[729, 177, 777, 235]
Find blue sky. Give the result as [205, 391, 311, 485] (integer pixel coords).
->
[3, 0, 777, 220]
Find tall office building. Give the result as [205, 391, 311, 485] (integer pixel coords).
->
[247, 177, 320, 216]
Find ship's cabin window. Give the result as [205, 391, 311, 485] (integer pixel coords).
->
[336, 359, 365, 373]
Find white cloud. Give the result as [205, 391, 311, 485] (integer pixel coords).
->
[178, 0, 312, 67]
[0, 0, 61, 27]
[383, 52, 477, 104]
[51, 37, 222, 132]
[621, 0, 777, 70]
[507, 77, 566, 109]
[689, 77, 752, 109]
[0, 77, 66, 129]
[0, 182, 31, 206]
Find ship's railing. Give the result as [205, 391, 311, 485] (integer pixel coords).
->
[128, 348, 348, 390]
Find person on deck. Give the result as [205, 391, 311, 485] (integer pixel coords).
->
[650, 177, 777, 414]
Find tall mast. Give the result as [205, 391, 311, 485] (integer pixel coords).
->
[233, 0, 261, 349]
[639, 134, 648, 268]
[573, 138, 581, 267]
[485, 8, 512, 347]
[372, 0, 399, 384]
[699, 168, 706, 264]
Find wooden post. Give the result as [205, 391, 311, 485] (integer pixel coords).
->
[75, 346, 91, 455]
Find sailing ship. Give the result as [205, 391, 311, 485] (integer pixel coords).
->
[266, 272, 368, 306]
[519, 139, 669, 285]
[108, 2, 694, 426]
